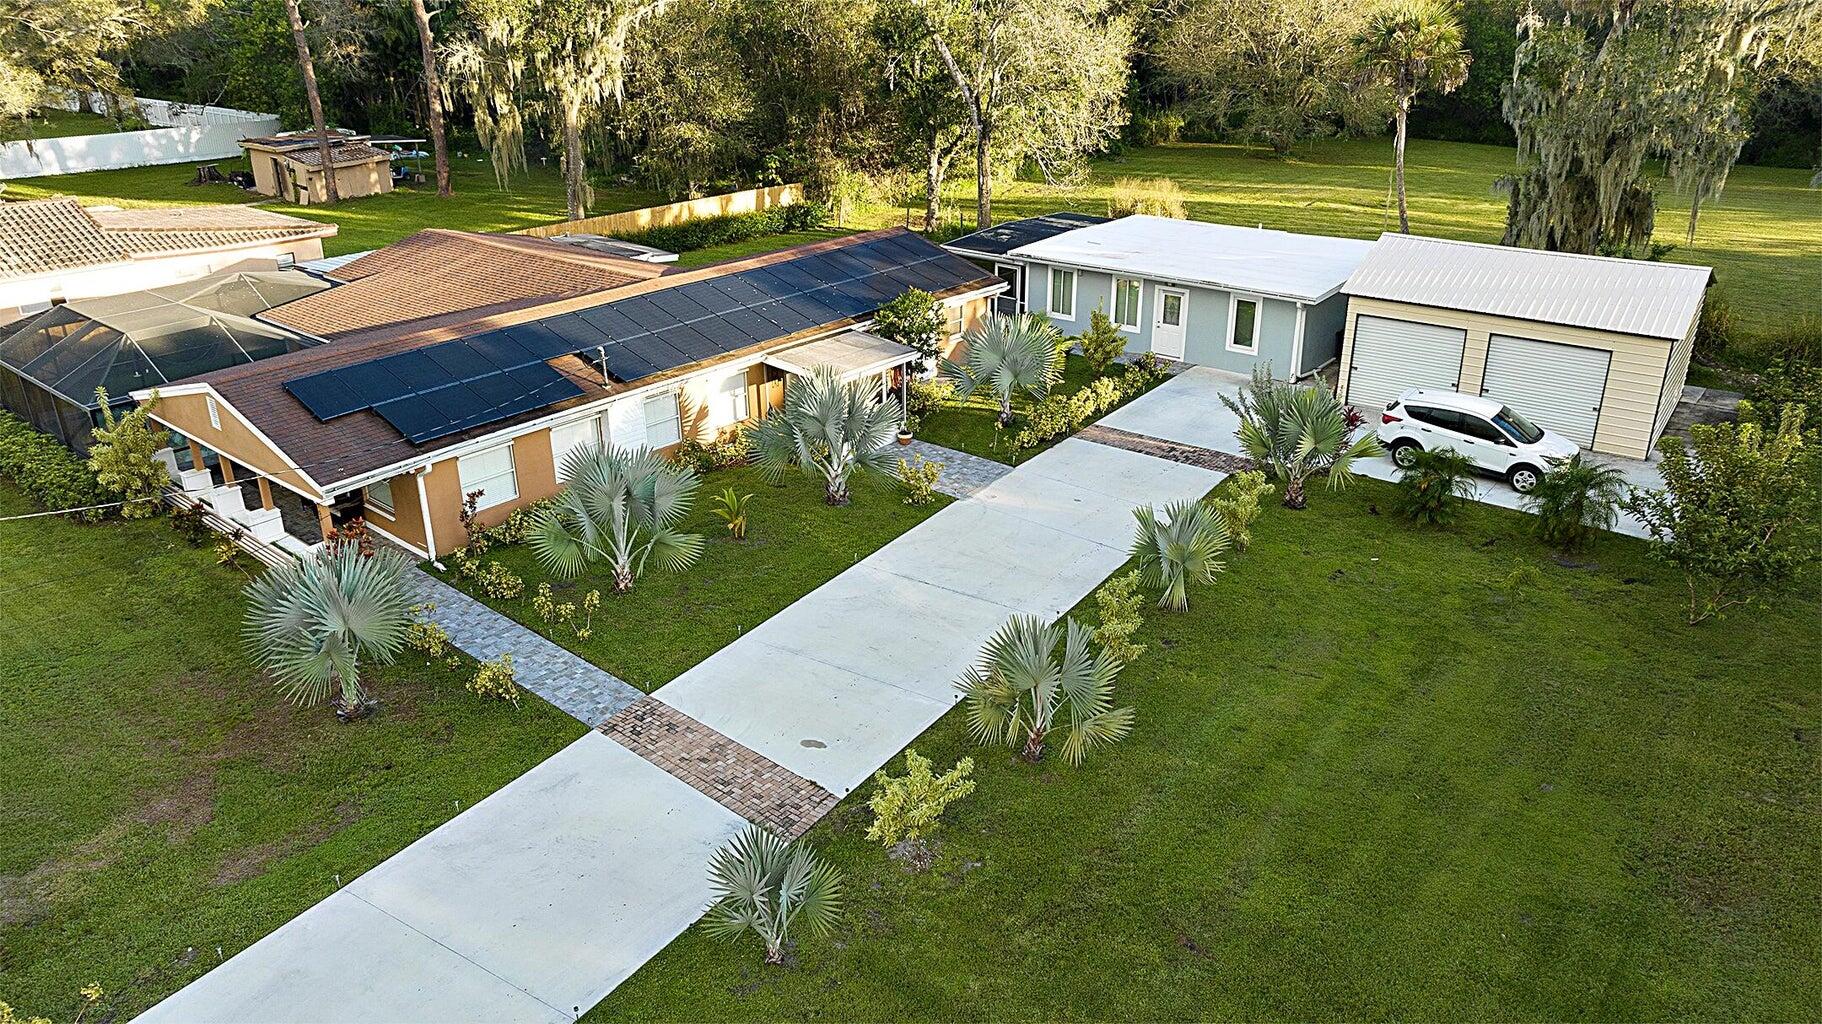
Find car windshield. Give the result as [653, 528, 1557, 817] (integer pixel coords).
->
[1494, 406, 1545, 444]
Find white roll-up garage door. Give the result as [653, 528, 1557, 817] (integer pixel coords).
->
[1480, 335, 1611, 446]
[1345, 315, 1467, 410]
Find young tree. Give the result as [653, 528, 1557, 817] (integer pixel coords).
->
[751, 366, 902, 505]
[1076, 307, 1127, 374]
[1525, 453, 1628, 550]
[407, 0, 451, 196]
[1624, 405, 1821, 625]
[86, 388, 168, 519]
[704, 826, 844, 965]
[1221, 366, 1383, 509]
[1130, 499, 1230, 611]
[528, 444, 705, 590]
[927, 0, 1132, 227]
[1392, 445, 1477, 526]
[959, 614, 1133, 764]
[1353, 0, 1471, 233]
[870, 288, 945, 374]
[243, 544, 415, 715]
[941, 311, 1062, 426]
[875, 0, 972, 230]
[283, 0, 340, 203]
[1501, 0, 1818, 253]
[1158, 0, 1386, 156]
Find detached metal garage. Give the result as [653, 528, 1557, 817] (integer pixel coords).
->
[1337, 234, 1712, 459]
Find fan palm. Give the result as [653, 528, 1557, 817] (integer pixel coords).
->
[242, 543, 415, 714]
[750, 365, 901, 505]
[702, 825, 844, 965]
[1353, 0, 1471, 233]
[1525, 452, 1629, 549]
[529, 444, 704, 590]
[940, 311, 1063, 425]
[958, 615, 1134, 765]
[1221, 365, 1383, 509]
[1130, 499, 1231, 611]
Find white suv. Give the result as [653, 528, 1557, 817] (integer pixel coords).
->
[1375, 389, 1579, 494]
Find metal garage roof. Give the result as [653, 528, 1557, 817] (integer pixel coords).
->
[1344, 233, 1712, 342]
[1006, 215, 1375, 303]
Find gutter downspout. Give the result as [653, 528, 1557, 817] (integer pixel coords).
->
[414, 466, 439, 567]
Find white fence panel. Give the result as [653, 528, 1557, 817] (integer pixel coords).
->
[0, 118, 281, 179]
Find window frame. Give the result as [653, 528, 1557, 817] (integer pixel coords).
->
[365, 478, 396, 519]
[643, 391, 682, 449]
[717, 369, 750, 426]
[1112, 277, 1142, 331]
[457, 442, 519, 512]
[1226, 293, 1262, 354]
[550, 414, 604, 481]
[1047, 266, 1078, 322]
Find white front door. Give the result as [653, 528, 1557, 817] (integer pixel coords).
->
[1153, 286, 1187, 360]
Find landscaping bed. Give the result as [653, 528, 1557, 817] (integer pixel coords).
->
[0, 483, 586, 1022]
[592, 478, 1820, 1021]
[913, 354, 1171, 465]
[432, 465, 950, 689]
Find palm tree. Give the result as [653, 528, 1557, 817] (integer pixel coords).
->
[1221, 365, 1383, 510]
[282, 0, 339, 204]
[703, 825, 844, 965]
[528, 444, 704, 591]
[408, 0, 451, 197]
[242, 543, 414, 714]
[941, 312, 1062, 426]
[1525, 453, 1629, 549]
[750, 365, 902, 505]
[958, 615, 1134, 765]
[1130, 500, 1230, 611]
[1354, 0, 1471, 233]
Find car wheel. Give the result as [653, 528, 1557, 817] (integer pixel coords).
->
[1508, 464, 1542, 493]
[1390, 439, 1421, 468]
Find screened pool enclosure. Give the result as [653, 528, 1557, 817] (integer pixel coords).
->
[0, 268, 327, 450]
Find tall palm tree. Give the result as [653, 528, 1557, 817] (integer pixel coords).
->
[282, 0, 339, 204]
[1130, 499, 1230, 612]
[528, 444, 704, 591]
[408, 0, 451, 197]
[940, 311, 1062, 426]
[243, 543, 414, 714]
[958, 615, 1134, 765]
[703, 825, 844, 965]
[1354, 0, 1470, 233]
[751, 365, 902, 505]
[1221, 365, 1383, 510]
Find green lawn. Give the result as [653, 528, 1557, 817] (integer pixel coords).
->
[914, 354, 1167, 465]
[1, 109, 127, 142]
[435, 465, 948, 690]
[0, 484, 586, 1022]
[593, 478, 1820, 1021]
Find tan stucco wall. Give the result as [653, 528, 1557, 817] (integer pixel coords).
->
[1336, 296, 1675, 459]
[151, 390, 323, 500]
[361, 470, 430, 554]
[293, 160, 392, 205]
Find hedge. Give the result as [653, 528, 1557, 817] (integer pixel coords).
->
[0, 412, 112, 520]
[618, 200, 828, 254]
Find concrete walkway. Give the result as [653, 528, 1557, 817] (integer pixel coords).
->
[407, 568, 645, 726]
[137, 387, 1225, 1023]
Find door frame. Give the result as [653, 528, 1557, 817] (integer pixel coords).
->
[1153, 285, 1189, 360]
[992, 262, 1024, 314]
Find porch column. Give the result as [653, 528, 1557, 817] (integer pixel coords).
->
[257, 477, 274, 511]
[315, 502, 333, 540]
[219, 458, 236, 484]
[187, 439, 204, 469]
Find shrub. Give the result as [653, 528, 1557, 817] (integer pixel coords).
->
[168, 501, 213, 545]
[865, 749, 976, 867]
[1624, 404, 1821, 624]
[677, 425, 752, 475]
[906, 376, 955, 419]
[1394, 446, 1477, 527]
[897, 455, 943, 505]
[468, 653, 522, 706]
[1756, 313, 1822, 367]
[703, 825, 843, 965]
[1525, 453, 1628, 549]
[1744, 359, 1822, 421]
[1108, 176, 1188, 219]
[1206, 470, 1274, 551]
[0, 412, 111, 520]
[1091, 570, 1147, 665]
[871, 288, 945, 373]
[1076, 308, 1128, 374]
[617, 201, 825, 254]
[711, 486, 753, 539]
[458, 557, 525, 600]
[1693, 290, 1737, 361]
[87, 388, 168, 518]
[404, 603, 455, 659]
[1128, 108, 1186, 147]
[1011, 361, 1165, 449]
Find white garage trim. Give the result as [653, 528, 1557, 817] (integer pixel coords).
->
[1344, 314, 1467, 411]
[1480, 335, 1612, 447]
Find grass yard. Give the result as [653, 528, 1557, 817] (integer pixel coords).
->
[914, 354, 1168, 465]
[435, 465, 949, 690]
[1, 110, 127, 142]
[593, 479, 1820, 1021]
[0, 485, 586, 1022]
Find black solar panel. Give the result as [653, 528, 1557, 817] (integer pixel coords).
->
[942, 212, 1110, 256]
[284, 371, 365, 420]
[373, 362, 584, 443]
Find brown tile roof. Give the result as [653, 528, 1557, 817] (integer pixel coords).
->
[186, 228, 999, 491]
[262, 229, 668, 340]
[0, 197, 335, 281]
[287, 142, 390, 168]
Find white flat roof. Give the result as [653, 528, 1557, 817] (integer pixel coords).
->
[1345, 233, 1712, 341]
[1007, 215, 1376, 303]
[765, 330, 915, 380]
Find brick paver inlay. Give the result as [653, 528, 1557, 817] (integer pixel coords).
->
[896, 439, 1014, 499]
[1078, 424, 1257, 473]
[600, 696, 840, 839]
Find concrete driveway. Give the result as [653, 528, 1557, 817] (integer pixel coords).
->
[1100, 366, 1662, 539]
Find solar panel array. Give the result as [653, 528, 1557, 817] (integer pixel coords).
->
[943, 212, 1109, 257]
[283, 232, 986, 444]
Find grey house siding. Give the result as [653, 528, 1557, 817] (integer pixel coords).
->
[1300, 292, 1350, 374]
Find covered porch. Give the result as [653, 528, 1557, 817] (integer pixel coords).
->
[763, 329, 919, 413]
[157, 433, 358, 563]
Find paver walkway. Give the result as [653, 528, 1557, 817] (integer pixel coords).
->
[406, 568, 644, 726]
[897, 438, 1013, 498]
[138, 384, 1226, 1024]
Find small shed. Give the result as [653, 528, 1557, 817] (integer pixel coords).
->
[238, 131, 393, 205]
[1339, 234, 1712, 458]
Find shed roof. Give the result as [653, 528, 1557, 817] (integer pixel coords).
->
[1344, 233, 1712, 341]
[1006, 215, 1375, 302]
[945, 212, 1111, 258]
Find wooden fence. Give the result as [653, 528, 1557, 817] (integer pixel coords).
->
[515, 183, 803, 239]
